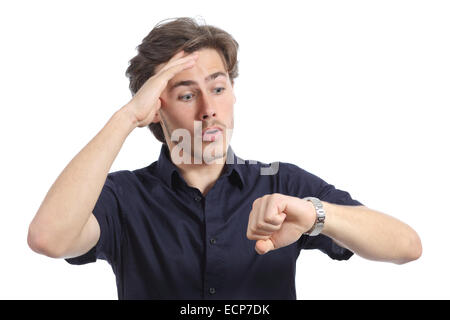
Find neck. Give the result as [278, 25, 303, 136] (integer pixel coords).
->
[177, 160, 226, 196]
[165, 143, 230, 196]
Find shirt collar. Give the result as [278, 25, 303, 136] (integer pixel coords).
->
[155, 143, 245, 190]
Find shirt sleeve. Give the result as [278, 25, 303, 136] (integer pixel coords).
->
[299, 171, 364, 260]
[282, 162, 363, 260]
[64, 173, 123, 266]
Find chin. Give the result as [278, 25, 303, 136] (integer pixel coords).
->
[201, 141, 228, 164]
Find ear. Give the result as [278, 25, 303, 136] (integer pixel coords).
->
[230, 81, 236, 103]
[151, 98, 163, 123]
[151, 112, 161, 123]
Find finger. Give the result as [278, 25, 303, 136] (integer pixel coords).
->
[248, 233, 272, 241]
[164, 50, 187, 67]
[256, 222, 281, 233]
[247, 224, 271, 236]
[247, 222, 273, 238]
[251, 228, 272, 236]
[160, 57, 198, 81]
[265, 212, 287, 226]
[255, 239, 275, 255]
[170, 49, 186, 61]
[158, 56, 197, 79]
[159, 52, 198, 74]
[154, 50, 184, 74]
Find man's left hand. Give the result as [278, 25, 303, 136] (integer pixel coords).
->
[247, 193, 317, 255]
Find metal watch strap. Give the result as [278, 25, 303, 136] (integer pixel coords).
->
[303, 197, 326, 236]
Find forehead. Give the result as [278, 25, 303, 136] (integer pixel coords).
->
[166, 48, 227, 83]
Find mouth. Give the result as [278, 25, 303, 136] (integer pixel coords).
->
[202, 126, 223, 142]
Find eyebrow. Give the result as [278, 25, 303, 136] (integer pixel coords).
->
[169, 71, 227, 92]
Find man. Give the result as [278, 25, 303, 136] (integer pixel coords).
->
[27, 17, 422, 300]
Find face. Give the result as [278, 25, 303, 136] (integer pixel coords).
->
[154, 48, 236, 165]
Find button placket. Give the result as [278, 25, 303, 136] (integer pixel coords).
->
[203, 187, 223, 299]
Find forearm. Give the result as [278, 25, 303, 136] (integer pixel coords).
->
[28, 105, 137, 252]
[321, 202, 422, 264]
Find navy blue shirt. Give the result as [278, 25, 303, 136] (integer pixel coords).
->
[65, 144, 363, 299]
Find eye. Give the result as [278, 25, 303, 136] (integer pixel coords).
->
[178, 87, 226, 103]
[179, 93, 194, 102]
[214, 87, 226, 94]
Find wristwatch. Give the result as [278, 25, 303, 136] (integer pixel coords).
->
[303, 197, 326, 236]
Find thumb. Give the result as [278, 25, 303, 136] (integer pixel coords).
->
[255, 238, 275, 255]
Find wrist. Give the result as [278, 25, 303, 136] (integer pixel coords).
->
[117, 103, 139, 131]
[320, 201, 333, 235]
[303, 197, 326, 236]
[305, 200, 317, 231]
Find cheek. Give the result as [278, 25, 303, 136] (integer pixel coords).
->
[221, 95, 235, 116]
[168, 108, 198, 133]
[216, 92, 235, 110]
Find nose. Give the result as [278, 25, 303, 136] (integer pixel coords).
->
[200, 94, 216, 120]
[202, 109, 216, 120]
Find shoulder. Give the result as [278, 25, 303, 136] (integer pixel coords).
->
[103, 162, 159, 194]
[237, 155, 324, 193]
[259, 159, 327, 196]
[239, 158, 315, 181]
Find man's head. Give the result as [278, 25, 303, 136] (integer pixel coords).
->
[126, 17, 239, 164]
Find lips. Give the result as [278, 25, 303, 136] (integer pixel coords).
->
[202, 126, 222, 136]
[202, 126, 223, 142]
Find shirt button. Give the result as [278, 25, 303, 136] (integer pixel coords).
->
[209, 287, 216, 295]
[210, 238, 216, 245]
[194, 195, 202, 202]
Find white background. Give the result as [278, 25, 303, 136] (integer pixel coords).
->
[1, 0, 449, 299]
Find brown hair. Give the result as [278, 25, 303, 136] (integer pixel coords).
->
[125, 17, 240, 144]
